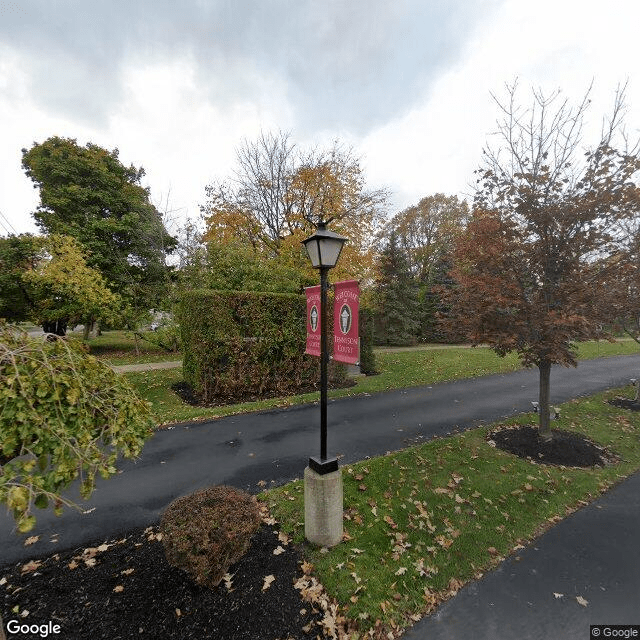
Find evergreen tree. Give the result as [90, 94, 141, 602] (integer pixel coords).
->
[374, 231, 420, 345]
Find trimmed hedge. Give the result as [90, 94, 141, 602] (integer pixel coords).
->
[177, 289, 355, 403]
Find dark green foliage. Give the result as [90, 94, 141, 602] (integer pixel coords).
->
[358, 307, 378, 375]
[21, 136, 176, 310]
[0, 325, 154, 532]
[374, 232, 420, 345]
[177, 290, 346, 403]
[0, 234, 41, 322]
[160, 486, 262, 588]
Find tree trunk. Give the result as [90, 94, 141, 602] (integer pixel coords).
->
[83, 322, 91, 341]
[42, 319, 67, 336]
[538, 359, 552, 441]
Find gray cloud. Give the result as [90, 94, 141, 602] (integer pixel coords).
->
[2, 0, 501, 133]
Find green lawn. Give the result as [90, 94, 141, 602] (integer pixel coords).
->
[262, 385, 640, 636]
[122, 339, 639, 426]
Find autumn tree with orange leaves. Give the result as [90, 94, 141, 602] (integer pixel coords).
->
[447, 82, 640, 438]
[201, 131, 387, 287]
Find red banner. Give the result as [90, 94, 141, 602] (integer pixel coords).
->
[333, 280, 359, 365]
[305, 285, 321, 357]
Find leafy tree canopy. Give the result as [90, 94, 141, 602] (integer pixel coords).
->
[22, 136, 176, 308]
[382, 194, 469, 284]
[201, 131, 387, 286]
[0, 234, 120, 335]
[0, 233, 42, 322]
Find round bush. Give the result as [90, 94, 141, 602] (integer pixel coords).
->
[160, 485, 262, 588]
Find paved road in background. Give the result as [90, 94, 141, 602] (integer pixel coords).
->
[1, 354, 639, 569]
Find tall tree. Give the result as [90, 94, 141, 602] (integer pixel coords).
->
[374, 231, 420, 345]
[382, 194, 469, 340]
[384, 194, 469, 281]
[201, 132, 387, 285]
[22, 137, 176, 313]
[447, 82, 640, 437]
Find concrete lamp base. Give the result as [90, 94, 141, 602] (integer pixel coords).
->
[304, 466, 343, 548]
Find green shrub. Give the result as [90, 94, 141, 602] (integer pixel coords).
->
[160, 485, 262, 588]
[0, 324, 154, 532]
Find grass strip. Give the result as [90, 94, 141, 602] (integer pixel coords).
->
[261, 385, 640, 637]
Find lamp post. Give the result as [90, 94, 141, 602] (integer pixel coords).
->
[302, 220, 346, 547]
[302, 221, 347, 473]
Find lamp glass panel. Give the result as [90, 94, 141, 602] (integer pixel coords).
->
[318, 238, 344, 268]
[304, 239, 321, 267]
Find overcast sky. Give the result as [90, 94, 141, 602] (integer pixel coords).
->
[1, 0, 639, 237]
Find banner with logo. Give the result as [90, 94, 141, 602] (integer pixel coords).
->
[305, 285, 321, 357]
[333, 280, 359, 365]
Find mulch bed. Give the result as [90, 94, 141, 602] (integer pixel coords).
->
[488, 424, 617, 467]
[1, 524, 329, 640]
[172, 378, 356, 408]
[607, 397, 640, 412]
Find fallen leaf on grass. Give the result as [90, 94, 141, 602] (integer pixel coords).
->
[395, 567, 407, 576]
[301, 561, 314, 574]
[262, 575, 276, 591]
[436, 536, 453, 549]
[487, 547, 499, 556]
[24, 536, 39, 546]
[576, 595, 588, 607]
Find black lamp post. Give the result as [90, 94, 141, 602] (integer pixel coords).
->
[302, 221, 347, 475]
